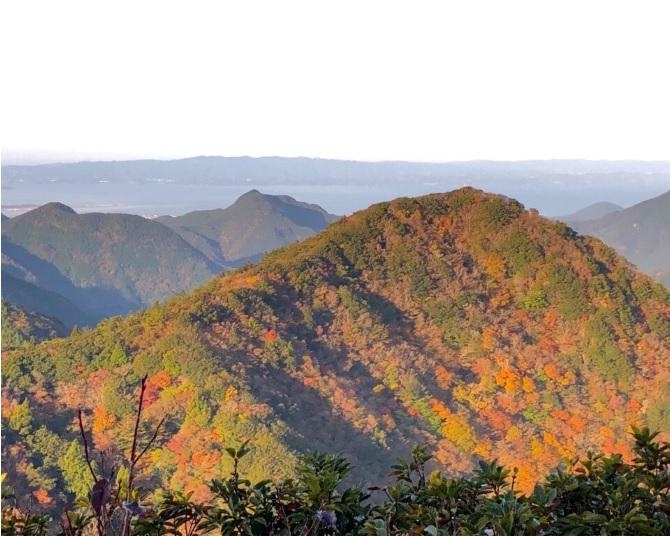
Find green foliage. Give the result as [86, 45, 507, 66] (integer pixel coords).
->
[108, 342, 129, 367]
[8, 400, 33, 436]
[499, 231, 543, 276]
[1, 301, 66, 346]
[2, 204, 219, 323]
[28, 427, 68, 470]
[387, 242, 433, 297]
[648, 311, 670, 340]
[102, 375, 135, 418]
[424, 297, 469, 348]
[338, 287, 367, 318]
[546, 264, 589, 320]
[3, 187, 670, 533]
[185, 396, 212, 428]
[584, 315, 634, 382]
[521, 285, 548, 312]
[4, 384, 670, 535]
[522, 406, 549, 426]
[2, 320, 27, 348]
[58, 440, 95, 499]
[473, 197, 523, 232]
[647, 386, 670, 432]
[263, 337, 296, 369]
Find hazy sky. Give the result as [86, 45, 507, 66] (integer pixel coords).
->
[3, 1, 669, 164]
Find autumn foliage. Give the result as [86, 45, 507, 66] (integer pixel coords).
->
[2, 188, 669, 514]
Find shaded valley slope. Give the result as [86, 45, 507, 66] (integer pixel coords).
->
[3, 188, 669, 510]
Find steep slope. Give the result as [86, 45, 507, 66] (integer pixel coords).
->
[568, 191, 670, 285]
[3, 188, 669, 511]
[1, 300, 67, 347]
[1, 203, 221, 320]
[156, 190, 338, 266]
[560, 201, 622, 222]
[1, 271, 91, 328]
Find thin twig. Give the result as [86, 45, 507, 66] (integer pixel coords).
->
[123, 375, 148, 536]
[77, 409, 98, 482]
[133, 416, 166, 468]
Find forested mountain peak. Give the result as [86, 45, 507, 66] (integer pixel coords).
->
[156, 189, 337, 266]
[3, 187, 669, 513]
[1, 203, 219, 321]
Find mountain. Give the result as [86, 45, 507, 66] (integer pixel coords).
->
[3, 188, 669, 510]
[567, 191, 670, 287]
[4, 157, 670, 216]
[156, 190, 338, 266]
[5, 157, 670, 185]
[1, 271, 90, 328]
[1, 202, 221, 321]
[559, 201, 622, 222]
[1, 300, 67, 347]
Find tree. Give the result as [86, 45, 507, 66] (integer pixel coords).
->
[58, 440, 95, 499]
[8, 400, 33, 436]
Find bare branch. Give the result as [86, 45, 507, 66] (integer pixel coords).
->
[77, 409, 98, 483]
[133, 416, 166, 468]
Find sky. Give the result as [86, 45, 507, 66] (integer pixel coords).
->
[2, 0, 670, 164]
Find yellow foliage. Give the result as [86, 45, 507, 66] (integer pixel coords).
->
[505, 425, 522, 441]
[473, 439, 493, 459]
[224, 386, 238, 402]
[521, 377, 535, 393]
[483, 253, 506, 280]
[441, 412, 476, 452]
[495, 367, 521, 394]
[92, 405, 116, 435]
[530, 437, 543, 459]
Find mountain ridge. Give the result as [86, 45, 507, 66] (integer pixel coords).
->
[1, 203, 221, 321]
[3, 187, 669, 510]
[559, 201, 623, 222]
[156, 190, 338, 266]
[568, 191, 670, 287]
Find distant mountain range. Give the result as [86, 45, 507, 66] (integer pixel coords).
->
[5, 157, 670, 185]
[1, 191, 336, 328]
[3, 157, 670, 216]
[562, 191, 670, 287]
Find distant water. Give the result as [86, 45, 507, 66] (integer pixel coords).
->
[2, 179, 669, 218]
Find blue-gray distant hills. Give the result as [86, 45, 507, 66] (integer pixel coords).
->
[5, 156, 670, 184]
[559, 201, 623, 222]
[156, 189, 338, 266]
[563, 191, 670, 287]
[1, 191, 337, 330]
[3, 157, 670, 216]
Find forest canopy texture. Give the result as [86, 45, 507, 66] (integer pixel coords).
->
[2, 188, 669, 533]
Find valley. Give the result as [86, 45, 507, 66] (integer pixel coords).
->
[3, 188, 669, 516]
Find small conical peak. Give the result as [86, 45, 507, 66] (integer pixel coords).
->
[233, 189, 272, 206]
[33, 202, 78, 216]
[238, 189, 264, 199]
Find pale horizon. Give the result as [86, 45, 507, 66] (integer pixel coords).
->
[5, 153, 670, 167]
